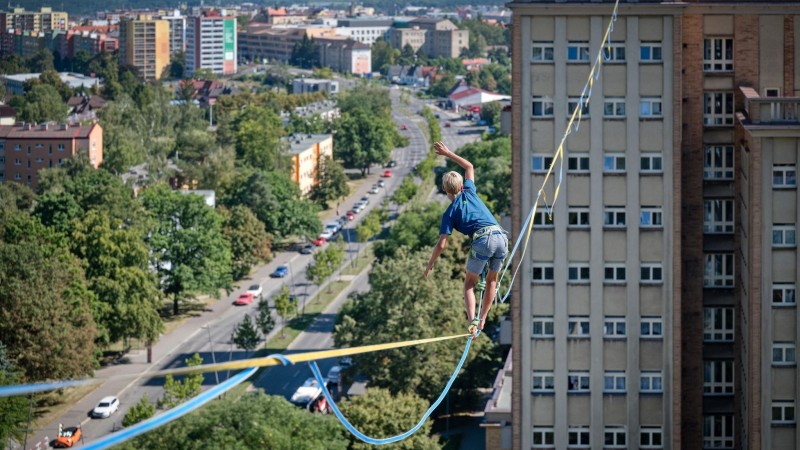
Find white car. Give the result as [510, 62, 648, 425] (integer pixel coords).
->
[246, 284, 263, 299]
[368, 186, 380, 194]
[289, 378, 328, 409]
[326, 365, 342, 385]
[319, 230, 334, 240]
[325, 221, 341, 234]
[91, 396, 119, 418]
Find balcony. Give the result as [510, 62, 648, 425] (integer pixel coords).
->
[738, 87, 800, 137]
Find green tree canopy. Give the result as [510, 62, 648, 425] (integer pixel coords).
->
[122, 394, 155, 427]
[158, 353, 204, 410]
[273, 284, 294, 337]
[119, 392, 348, 450]
[221, 205, 272, 280]
[480, 101, 503, 128]
[10, 83, 69, 123]
[0, 212, 96, 381]
[290, 34, 319, 69]
[444, 137, 511, 215]
[232, 106, 287, 172]
[0, 182, 36, 213]
[374, 202, 459, 264]
[232, 314, 261, 355]
[0, 342, 28, 444]
[334, 109, 396, 175]
[430, 72, 456, 98]
[141, 184, 232, 316]
[371, 38, 398, 74]
[309, 155, 350, 209]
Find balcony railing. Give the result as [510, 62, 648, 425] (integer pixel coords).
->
[740, 86, 800, 125]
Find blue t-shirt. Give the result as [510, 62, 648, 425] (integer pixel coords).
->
[439, 179, 498, 237]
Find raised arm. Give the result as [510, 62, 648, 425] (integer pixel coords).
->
[434, 142, 474, 182]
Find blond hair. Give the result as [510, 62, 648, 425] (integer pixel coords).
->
[442, 171, 463, 196]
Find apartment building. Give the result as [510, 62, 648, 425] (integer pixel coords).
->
[388, 18, 468, 59]
[71, 26, 118, 58]
[0, 122, 103, 188]
[292, 78, 339, 95]
[334, 18, 392, 45]
[0, 7, 67, 35]
[186, 11, 237, 77]
[316, 36, 372, 75]
[388, 26, 426, 54]
[285, 133, 333, 196]
[507, 1, 800, 449]
[161, 10, 186, 55]
[238, 25, 335, 64]
[118, 16, 170, 81]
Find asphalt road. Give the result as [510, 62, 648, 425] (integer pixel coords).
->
[24, 87, 448, 450]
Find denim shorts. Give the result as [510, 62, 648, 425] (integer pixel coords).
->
[466, 231, 509, 275]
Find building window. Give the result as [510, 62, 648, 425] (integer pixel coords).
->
[533, 210, 555, 227]
[640, 427, 663, 449]
[604, 371, 626, 393]
[704, 360, 734, 395]
[772, 401, 796, 425]
[603, 154, 626, 173]
[704, 199, 734, 234]
[567, 42, 590, 62]
[604, 317, 626, 338]
[703, 253, 734, 287]
[705, 145, 734, 180]
[703, 307, 734, 342]
[567, 316, 590, 338]
[604, 264, 626, 283]
[772, 342, 796, 366]
[532, 372, 555, 393]
[532, 154, 554, 173]
[14, 173, 20, 180]
[640, 208, 663, 228]
[703, 92, 734, 126]
[13, 158, 20, 165]
[640, 42, 662, 61]
[604, 427, 627, 448]
[568, 264, 590, 283]
[603, 208, 626, 227]
[568, 426, 590, 448]
[532, 427, 555, 448]
[640, 98, 663, 117]
[57, 144, 64, 151]
[773, 224, 797, 247]
[641, 317, 663, 339]
[568, 155, 590, 173]
[773, 164, 797, 188]
[641, 263, 663, 283]
[765, 87, 781, 97]
[604, 97, 626, 117]
[532, 42, 554, 62]
[14, 144, 20, 151]
[532, 97, 554, 117]
[640, 371, 663, 393]
[568, 208, 590, 228]
[640, 154, 663, 173]
[568, 97, 589, 117]
[532, 317, 555, 338]
[703, 38, 733, 72]
[772, 284, 796, 306]
[532, 264, 555, 283]
[703, 415, 733, 449]
[568, 372, 590, 393]
[602, 43, 626, 62]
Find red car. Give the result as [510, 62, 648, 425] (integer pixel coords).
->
[346, 211, 356, 221]
[445, 122, 452, 128]
[400, 124, 408, 130]
[234, 293, 254, 306]
[383, 170, 392, 178]
[54, 426, 82, 448]
[312, 236, 327, 246]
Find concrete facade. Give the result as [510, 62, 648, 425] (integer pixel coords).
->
[286, 133, 333, 196]
[118, 16, 170, 81]
[186, 12, 237, 77]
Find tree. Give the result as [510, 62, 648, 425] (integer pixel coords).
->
[355, 209, 382, 259]
[273, 285, 294, 337]
[158, 353, 204, 409]
[0, 212, 96, 381]
[256, 296, 276, 337]
[0, 342, 28, 445]
[141, 185, 232, 316]
[10, 84, 69, 123]
[221, 205, 272, 280]
[26, 69, 73, 101]
[168, 50, 186, 79]
[122, 394, 155, 427]
[444, 137, 511, 215]
[338, 388, 441, 450]
[118, 392, 348, 450]
[371, 38, 398, 74]
[192, 67, 218, 81]
[309, 155, 349, 209]
[290, 34, 319, 69]
[430, 72, 456, 98]
[27, 48, 55, 72]
[397, 43, 417, 66]
[0, 182, 36, 213]
[334, 110, 395, 175]
[392, 176, 419, 207]
[232, 314, 261, 355]
[311, 66, 333, 79]
[480, 101, 503, 128]
[233, 107, 286, 172]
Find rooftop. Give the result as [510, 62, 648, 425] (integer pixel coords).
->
[284, 133, 332, 154]
[0, 122, 99, 139]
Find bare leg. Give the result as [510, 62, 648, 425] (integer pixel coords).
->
[478, 269, 499, 330]
[463, 271, 480, 323]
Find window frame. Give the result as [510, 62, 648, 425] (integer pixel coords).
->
[640, 263, 664, 284]
[532, 317, 555, 338]
[568, 96, 589, 117]
[567, 263, 590, 284]
[568, 426, 590, 448]
[641, 317, 663, 339]
[703, 307, 735, 342]
[771, 401, 796, 425]
[603, 153, 626, 173]
[640, 42, 662, 62]
[567, 371, 591, 393]
[603, 97, 626, 118]
[772, 224, 797, 248]
[703, 91, 735, 126]
[704, 199, 735, 234]
[604, 208, 627, 228]
[532, 154, 555, 173]
[603, 370, 627, 394]
[532, 96, 555, 118]
[532, 371, 555, 393]
[567, 41, 590, 62]
[532, 264, 555, 283]
[703, 415, 733, 449]
[640, 427, 663, 449]
[704, 359, 734, 396]
[532, 427, 555, 448]
[640, 208, 663, 229]
[533, 210, 555, 228]
[604, 264, 626, 283]
[640, 153, 663, 174]
[705, 145, 735, 180]
[603, 427, 627, 448]
[703, 253, 734, 287]
[568, 208, 590, 228]
[602, 42, 626, 62]
[604, 316, 627, 339]
[703, 37, 734, 72]
[772, 284, 796, 306]
[532, 41, 554, 62]
[772, 342, 797, 366]
[640, 97, 663, 118]
[567, 316, 590, 338]
[773, 164, 798, 188]
[567, 155, 590, 173]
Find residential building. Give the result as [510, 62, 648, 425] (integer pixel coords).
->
[118, 15, 170, 81]
[292, 78, 339, 95]
[186, 11, 237, 77]
[0, 122, 103, 188]
[70, 26, 118, 58]
[285, 133, 333, 196]
[67, 95, 107, 122]
[334, 18, 391, 45]
[0, 7, 68, 36]
[316, 36, 371, 75]
[388, 26, 426, 54]
[1, 72, 102, 95]
[386, 64, 437, 87]
[161, 10, 186, 55]
[388, 18, 468, 59]
[238, 25, 335, 64]
[507, 1, 800, 450]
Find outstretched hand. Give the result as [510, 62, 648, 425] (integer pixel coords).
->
[434, 142, 451, 157]
[423, 265, 432, 278]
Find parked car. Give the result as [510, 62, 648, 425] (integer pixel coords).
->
[325, 221, 341, 234]
[400, 124, 408, 130]
[326, 365, 342, 385]
[346, 211, 356, 221]
[312, 236, 327, 246]
[234, 293, 255, 306]
[377, 180, 385, 188]
[383, 170, 392, 178]
[387, 160, 397, 168]
[368, 186, 380, 194]
[54, 426, 82, 448]
[270, 265, 289, 278]
[319, 229, 334, 240]
[300, 244, 315, 255]
[360, 196, 370, 204]
[352, 203, 366, 213]
[337, 216, 348, 227]
[434, 113, 441, 119]
[290, 378, 330, 410]
[91, 396, 120, 419]
[445, 122, 452, 128]
[246, 284, 263, 299]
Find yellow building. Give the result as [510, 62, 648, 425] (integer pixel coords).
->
[0, 7, 68, 34]
[118, 15, 170, 81]
[286, 134, 333, 196]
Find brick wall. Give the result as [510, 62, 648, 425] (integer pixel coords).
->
[785, 15, 795, 96]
